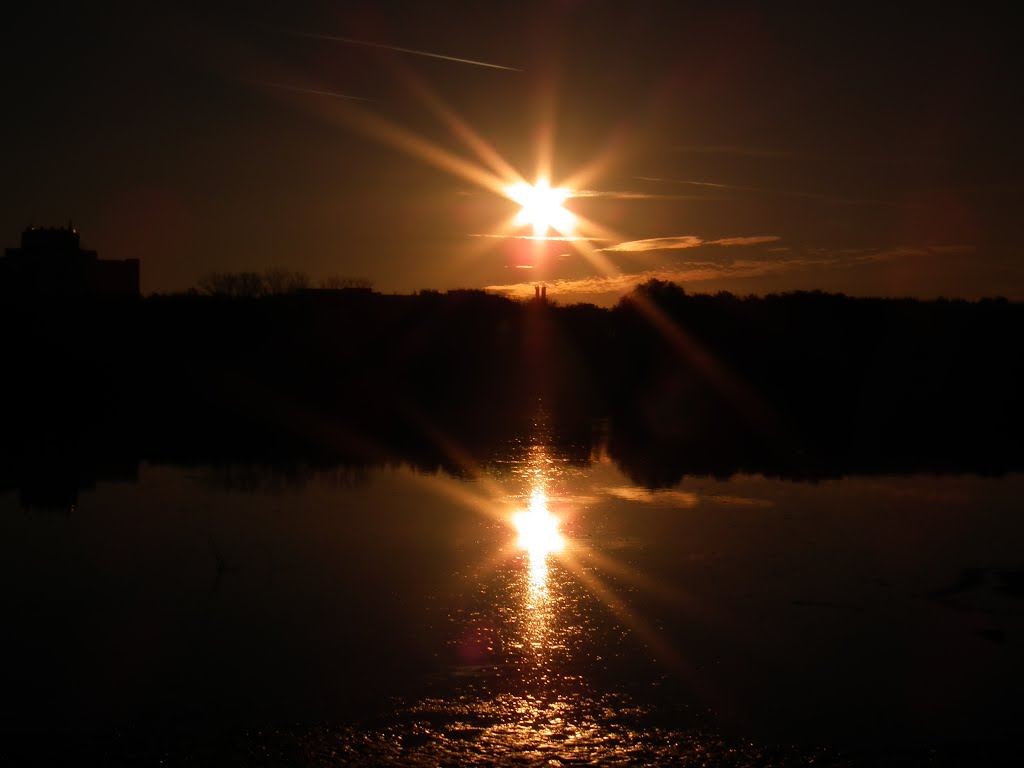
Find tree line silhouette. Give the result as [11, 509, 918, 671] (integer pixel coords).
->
[2, 279, 1022, 498]
[194, 269, 373, 297]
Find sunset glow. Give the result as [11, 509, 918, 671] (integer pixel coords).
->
[6, 3, 1024, 764]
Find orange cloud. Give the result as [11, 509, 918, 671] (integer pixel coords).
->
[604, 234, 779, 253]
[708, 236, 782, 247]
[484, 242, 974, 303]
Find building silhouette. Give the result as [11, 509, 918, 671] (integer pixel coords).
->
[1, 225, 139, 298]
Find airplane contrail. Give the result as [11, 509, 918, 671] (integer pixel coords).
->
[261, 81, 373, 102]
[290, 30, 524, 72]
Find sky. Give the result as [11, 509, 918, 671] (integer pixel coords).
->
[2, 1, 1022, 303]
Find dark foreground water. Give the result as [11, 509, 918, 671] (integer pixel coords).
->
[2, 438, 1023, 766]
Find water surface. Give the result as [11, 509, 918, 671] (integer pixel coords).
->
[2, 439, 1023, 765]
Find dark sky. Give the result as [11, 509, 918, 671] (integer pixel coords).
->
[3, 1, 1022, 302]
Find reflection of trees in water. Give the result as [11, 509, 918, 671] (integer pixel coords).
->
[3, 284, 1024, 501]
[195, 463, 371, 495]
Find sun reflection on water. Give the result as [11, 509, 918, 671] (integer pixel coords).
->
[512, 486, 564, 561]
[411, 430, 715, 763]
[507, 450, 570, 666]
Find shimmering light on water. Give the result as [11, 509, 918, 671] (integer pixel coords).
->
[501, 448, 568, 665]
[512, 486, 564, 561]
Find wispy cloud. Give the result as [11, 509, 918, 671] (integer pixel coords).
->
[605, 236, 703, 252]
[289, 31, 523, 72]
[809, 244, 977, 266]
[634, 175, 900, 207]
[484, 243, 975, 302]
[708, 236, 782, 247]
[919, 244, 976, 255]
[573, 189, 718, 201]
[604, 234, 779, 252]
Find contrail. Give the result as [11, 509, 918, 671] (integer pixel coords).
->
[574, 188, 716, 201]
[261, 81, 373, 102]
[290, 30, 524, 72]
[634, 176, 738, 190]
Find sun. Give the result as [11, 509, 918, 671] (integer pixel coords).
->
[505, 179, 575, 237]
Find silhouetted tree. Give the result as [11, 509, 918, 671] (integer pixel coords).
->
[198, 269, 316, 297]
[197, 271, 265, 298]
[263, 268, 311, 295]
[629, 278, 687, 306]
[320, 275, 374, 290]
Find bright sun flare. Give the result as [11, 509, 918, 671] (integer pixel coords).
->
[506, 180, 575, 236]
[512, 488, 564, 558]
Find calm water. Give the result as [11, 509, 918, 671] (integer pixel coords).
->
[2, 437, 1023, 765]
